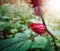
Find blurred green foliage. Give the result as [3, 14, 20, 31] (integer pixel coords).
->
[0, 3, 60, 51]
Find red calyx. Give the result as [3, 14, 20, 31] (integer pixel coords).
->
[34, 6, 45, 16]
[31, 0, 45, 16]
[31, 0, 42, 7]
[2, 31, 7, 38]
[29, 22, 46, 35]
[0, 1, 2, 6]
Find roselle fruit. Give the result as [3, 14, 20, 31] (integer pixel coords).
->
[29, 22, 46, 35]
[31, 0, 45, 16]
[2, 31, 7, 39]
[31, 0, 42, 7]
[0, 0, 2, 6]
[34, 6, 45, 16]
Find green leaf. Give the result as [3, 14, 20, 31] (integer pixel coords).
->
[31, 36, 48, 49]
[15, 33, 26, 38]
[56, 38, 60, 47]
[24, 29, 32, 38]
[10, 29, 18, 33]
[20, 40, 32, 51]
[0, 36, 27, 51]
[2, 41, 25, 51]
[2, 16, 10, 20]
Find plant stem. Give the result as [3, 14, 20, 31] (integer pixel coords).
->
[38, 6, 58, 51]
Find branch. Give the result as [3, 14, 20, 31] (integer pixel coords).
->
[38, 6, 58, 51]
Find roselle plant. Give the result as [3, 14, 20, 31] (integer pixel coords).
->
[0, 0, 60, 51]
[30, 0, 60, 51]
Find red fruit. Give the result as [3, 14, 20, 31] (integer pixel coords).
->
[31, 0, 42, 7]
[2, 31, 7, 37]
[0, 1, 2, 6]
[29, 22, 46, 35]
[31, 0, 45, 16]
[34, 6, 45, 16]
